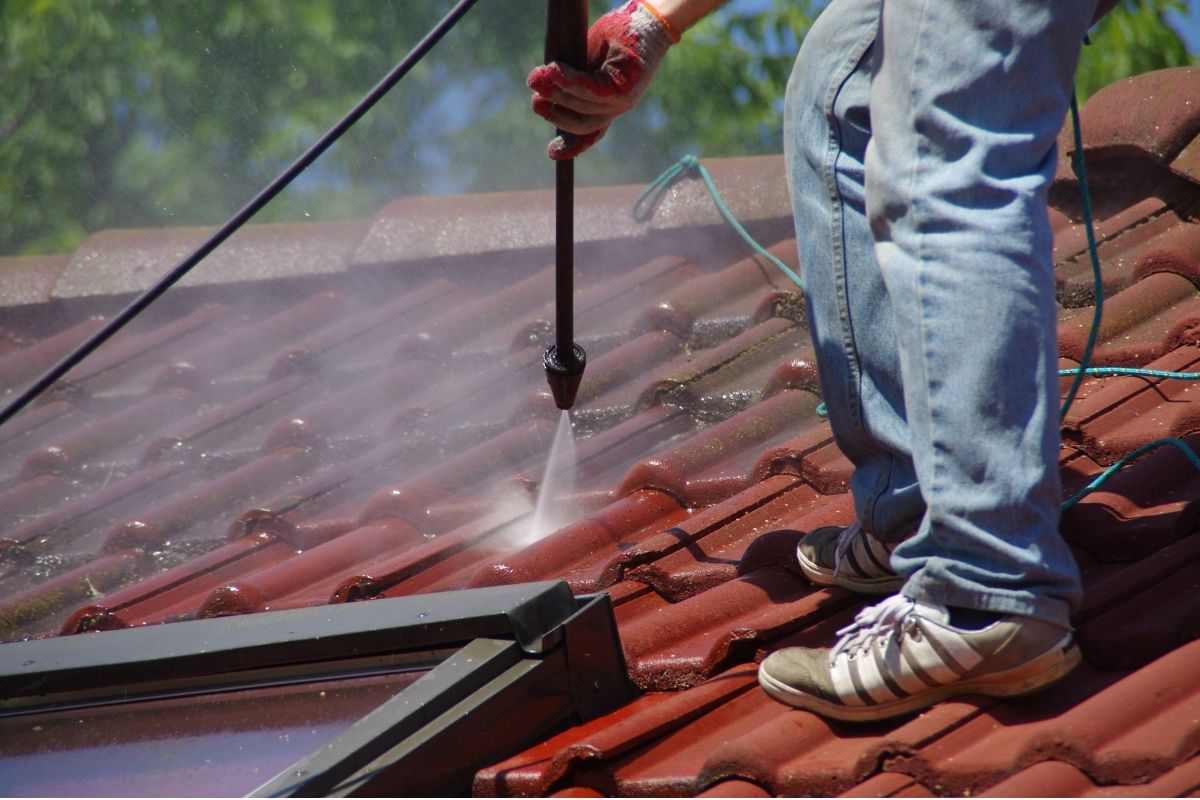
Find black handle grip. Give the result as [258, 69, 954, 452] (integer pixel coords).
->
[545, 0, 588, 69]
[543, 0, 590, 410]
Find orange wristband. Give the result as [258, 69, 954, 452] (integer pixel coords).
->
[638, 0, 682, 43]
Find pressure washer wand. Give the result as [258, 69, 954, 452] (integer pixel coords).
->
[542, 0, 589, 411]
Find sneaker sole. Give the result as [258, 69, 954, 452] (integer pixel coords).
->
[795, 548, 904, 595]
[758, 640, 1082, 722]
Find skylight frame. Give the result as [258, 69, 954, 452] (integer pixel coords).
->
[0, 580, 633, 796]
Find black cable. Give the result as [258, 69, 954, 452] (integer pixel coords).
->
[0, 0, 481, 430]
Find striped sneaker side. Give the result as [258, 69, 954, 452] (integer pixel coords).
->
[796, 521, 904, 595]
[758, 597, 1081, 722]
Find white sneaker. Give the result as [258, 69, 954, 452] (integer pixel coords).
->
[795, 521, 904, 595]
[758, 595, 1081, 721]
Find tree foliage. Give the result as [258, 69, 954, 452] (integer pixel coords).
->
[1076, 0, 1193, 99]
[0, 0, 1192, 256]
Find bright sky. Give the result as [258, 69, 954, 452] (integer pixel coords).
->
[1170, 1, 1200, 51]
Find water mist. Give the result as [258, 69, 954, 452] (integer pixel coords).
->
[524, 410, 578, 545]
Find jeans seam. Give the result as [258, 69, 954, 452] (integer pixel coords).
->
[823, 47, 865, 438]
[825, 31, 896, 533]
[906, 0, 942, 549]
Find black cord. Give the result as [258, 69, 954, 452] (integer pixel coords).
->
[0, 0, 481, 430]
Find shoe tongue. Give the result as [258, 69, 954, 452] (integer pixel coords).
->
[913, 599, 950, 625]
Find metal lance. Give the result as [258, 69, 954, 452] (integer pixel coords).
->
[542, 0, 589, 410]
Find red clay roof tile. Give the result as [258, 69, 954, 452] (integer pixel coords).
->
[3, 68, 1200, 797]
[695, 778, 773, 797]
[0, 316, 107, 392]
[53, 221, 368, 299]
[887, 640, 1200, 793]
[104, 445, 318, 551]
[842, 772, 936, 797]
[0, 254, 70, 308]
[62, 531, 291, 633]
[1061, 432, 1200, 561]
[0, 549, 147, 639]
[980, 755, 1200, 797]
[475, 666, 761, 797]
[1172, 132, 1200, 185]
[199, 518, 422, 616]
[616, 389, 821, 507]
[468, 488, 688, 592]
[625, 478, 821, 600]
[1063, 346, 1200, 463]
[70, 303, 233, 390]
[1068, 67, 1200, 166]
[1057, 271, 1200, 365]
[617, 568, 859, 691]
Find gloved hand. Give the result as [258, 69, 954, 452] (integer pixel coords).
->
[528, 0, 680, 160]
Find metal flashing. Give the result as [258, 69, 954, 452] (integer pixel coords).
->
[2, 580, 579, 708]
[0, 581, 634, 795]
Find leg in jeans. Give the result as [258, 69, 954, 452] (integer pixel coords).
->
[870, 0, 1091, 628]
[787, 0, 1090, 629]
[785, 0, 925, 545]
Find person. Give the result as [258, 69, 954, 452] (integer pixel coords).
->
[529, 0, 1111, 721]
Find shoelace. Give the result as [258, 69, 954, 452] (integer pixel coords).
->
[830, 594, 917, 661]
[831, 521, 861, 580]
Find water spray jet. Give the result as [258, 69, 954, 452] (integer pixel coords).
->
[543, 0, 589, 411]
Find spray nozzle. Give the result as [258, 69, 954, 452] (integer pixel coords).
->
[544, 343, 586, 410]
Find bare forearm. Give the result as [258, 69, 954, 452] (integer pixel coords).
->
[652, 0, 727, 35]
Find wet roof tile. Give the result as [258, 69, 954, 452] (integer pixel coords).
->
[615, 389, 821, 507]
[62, 532, 292, 633]
[0, 316, 107, 393]
[468, 487, 690, 592]
[2, 68, 1200, 796]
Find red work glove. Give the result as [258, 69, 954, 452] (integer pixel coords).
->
[528, 0, 680, 160]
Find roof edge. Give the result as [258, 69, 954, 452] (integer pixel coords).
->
[351, 154, 791, 268]
[0, 155, 790, 309]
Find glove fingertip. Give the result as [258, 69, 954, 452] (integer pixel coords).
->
[527, 62, 564, 93]
[548, 128, 607, 161]
[547, 135, 574, 161]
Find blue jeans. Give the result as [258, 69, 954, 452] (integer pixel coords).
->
[785, 0, 1095, 627]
